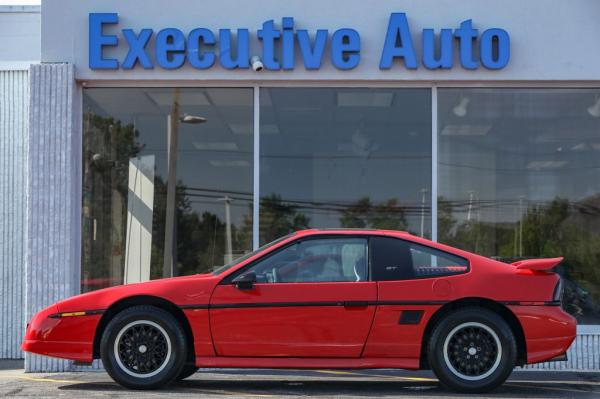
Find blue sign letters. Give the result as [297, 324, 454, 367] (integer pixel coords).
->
[380, 13, 510, 70]
[89, 13, 119, 69]
[88, 12, 510, 71]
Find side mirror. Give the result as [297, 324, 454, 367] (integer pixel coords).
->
[232, 271, 256, 290]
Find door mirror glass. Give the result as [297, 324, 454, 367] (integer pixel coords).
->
[232, 271, 257, 290]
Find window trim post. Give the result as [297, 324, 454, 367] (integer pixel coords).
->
[431, 85, 438, 242]
[253, 86, 260, 250]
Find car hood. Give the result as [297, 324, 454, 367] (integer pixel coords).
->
[55, 273, 219, 313]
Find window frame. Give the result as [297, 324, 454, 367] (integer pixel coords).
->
[221, 233, 470, 285]
[368, 235, 470, 282]
[77, 85, 600, 323]
[220, 234, 371, 285]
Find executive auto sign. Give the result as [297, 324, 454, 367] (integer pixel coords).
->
[89, 13, 510, 71]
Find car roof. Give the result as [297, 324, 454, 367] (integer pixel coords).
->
[294, 228, 410, 236]
[291, 229, 477, 260]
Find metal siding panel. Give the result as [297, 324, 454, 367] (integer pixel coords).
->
[0, 70, 28, 359]
[25, 64, 79, 372]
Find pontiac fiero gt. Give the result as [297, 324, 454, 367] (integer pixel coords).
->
[23, 229, 575, 393]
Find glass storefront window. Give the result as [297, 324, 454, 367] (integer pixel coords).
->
[259, 88, 432, 244]
[82, 88, 253, 292]
[81, 85, 600, 324]
[438, 88, 600, 324]
[172, 88, 254, 275]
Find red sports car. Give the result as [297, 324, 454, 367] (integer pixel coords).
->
[23, 229, 576, 393]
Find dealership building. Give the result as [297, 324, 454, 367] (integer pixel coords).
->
[1, 0, 600, 371]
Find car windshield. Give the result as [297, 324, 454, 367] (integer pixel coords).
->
[211, 233, 296, 275]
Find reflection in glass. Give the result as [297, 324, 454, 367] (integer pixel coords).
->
[174, 88, 253, 276]
[259, 88, 432, 244]
[82, 88, 253, 292]
[240, 238, 369, 283]
[438, 88, 600, 323]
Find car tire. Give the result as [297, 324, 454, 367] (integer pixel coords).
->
[175, 364, 199, 381]
[100, 305, 187, 389]
[427, 307, 516, 393]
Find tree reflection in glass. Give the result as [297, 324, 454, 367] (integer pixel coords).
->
[259, 88, 432, 244]
[439, 88, 600, 324]
[82, 88, 254, 291]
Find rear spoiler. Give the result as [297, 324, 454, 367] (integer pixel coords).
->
[511, 257, 563, 271]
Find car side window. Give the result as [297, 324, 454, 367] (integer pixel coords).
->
[241, 237, 368, 283]
[371, 236, 413, 281]
[409, 243, 468, 278]
[371, 236, 468, 281]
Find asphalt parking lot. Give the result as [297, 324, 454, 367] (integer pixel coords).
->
[1, 364, 599, 398]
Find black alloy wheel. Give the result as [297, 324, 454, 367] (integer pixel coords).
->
[444, 322, 501, 380]
[101, 305, 188, 389]
[115, 320, 170, 376]
[427, 307, 517, 393]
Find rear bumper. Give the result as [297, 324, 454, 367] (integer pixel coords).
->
[546, 353, 568, 362]
[509, 305, 577, 364]
[525, 335, 575, 364]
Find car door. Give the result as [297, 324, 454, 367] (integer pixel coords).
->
[209, 236, 377, 358]
[363, 235, 470, 359]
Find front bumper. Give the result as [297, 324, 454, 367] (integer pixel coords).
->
[22, 339, 93, 362]
[21, 304, 100, 362]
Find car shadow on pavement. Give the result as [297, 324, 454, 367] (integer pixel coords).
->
[57, 377, 598, 397]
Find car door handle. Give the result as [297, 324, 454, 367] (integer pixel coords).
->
[343, 301, 370, 307]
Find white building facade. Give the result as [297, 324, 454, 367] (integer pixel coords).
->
[2, 0, 600, 371]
